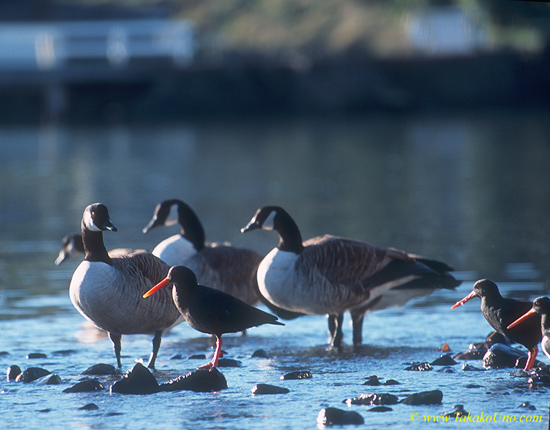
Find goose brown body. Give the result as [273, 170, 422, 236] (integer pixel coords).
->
[143, 199, 261, 306]
[69, 203, 183, 369]
[242, 206, 460, 348]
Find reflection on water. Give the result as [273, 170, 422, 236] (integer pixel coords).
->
[2, 110, 550, 307]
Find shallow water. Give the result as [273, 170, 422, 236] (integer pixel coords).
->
[1, 111, 550, 429]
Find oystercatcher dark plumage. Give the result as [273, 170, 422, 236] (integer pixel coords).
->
[508, 296, 550, 361]
[451, 279, 542, 371]
[143, 265, 284, 370]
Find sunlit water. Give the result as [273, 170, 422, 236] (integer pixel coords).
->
[1, 110, 549, 429]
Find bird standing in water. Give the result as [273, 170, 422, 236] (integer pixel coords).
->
[69, 203, 183, 369]
[452, 279, 542, 371]
[508, 296, 550, 361]
[143, 265, 284, 370]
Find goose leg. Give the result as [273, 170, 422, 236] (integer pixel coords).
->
[108, 332, 122, 368]
[350, 311, 365, 346]
[327, 314, 344, 349]
[146, 330, 163, 369]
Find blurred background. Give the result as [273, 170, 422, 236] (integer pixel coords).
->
[2, 0, 550, 301]
[1, 0, 550, 122]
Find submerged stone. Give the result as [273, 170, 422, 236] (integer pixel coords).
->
[36, 374, 62, 385]
[79, 403, 99, 411]
[251, 383, 289, 395]
[400, 389, 443, 405]
[317, 407, 364, 426]
[462, 363, 485, 371]
[280, 370, 312, 380]
[431, 354, 457, 366]
[110, 363, 159, 395]
[63, 379, 104, 393]
[368, 406, 393, 412]
[441, 404, 469, 418]
[160, 368, 228, 392]
[7, 365, 22, 381]
[217, 358, 241, 367]
[82, 363, 117, 375]
[362, 375, 381, 386]
[344, 393, 398, 406]
[251, 349, 269, 358]
[26, 353, 47, 359]
[404, 362, 432, 371]
[482, 344, 526, 369]
[16, 367, 51, 383]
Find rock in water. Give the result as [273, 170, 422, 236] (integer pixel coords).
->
[431, 354, 457, 366]
[82, 363, 117, 375]
[482, 344, 526, 369]
[160, 368, 227, 392]
[317, 407, 364, 426]
[16, 367, 51, 383]
[36, 374, 62, 385]
[401, 390, 443, 405]
[280, 370, 313, 380]
[110, 363, 159, 395]
[63, 379, 104, 393]
[344, 393, 398, 406]
[251, 383, 289, 395]
[6, 365, 22, 381]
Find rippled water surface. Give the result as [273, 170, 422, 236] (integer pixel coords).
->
[1, 111, 549, 429]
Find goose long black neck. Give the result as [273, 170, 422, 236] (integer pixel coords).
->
[275, 209, 304, 254]
[82, 221, 112, 264]
[177, 201, 206, 252]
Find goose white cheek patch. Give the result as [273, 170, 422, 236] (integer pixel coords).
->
[84, 211, 102, 232]
[262, 210, 277, 230]
[164, 204, 179, 227]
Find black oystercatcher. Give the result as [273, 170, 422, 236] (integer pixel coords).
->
[69, 203, 183, 369]
[240, 205, 460, 349]
[451, 279, 542, 371]
[508, 296, 550, 360]
[143, 265, 284, 369]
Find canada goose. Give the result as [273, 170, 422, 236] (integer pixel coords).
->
[452, 279, 542, 371]
[69, 203, 183, 369]
[142, 199, 262, 306]
[54, 233, 137, 265]
[143, 265, 284, 369]
[508, 296, 550, 361]
[241, 205, 460, 349]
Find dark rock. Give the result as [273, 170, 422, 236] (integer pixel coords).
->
[454, 351, 485, 360]
[436, 367, 455, 373]
[528, 373, 550, 387]
[16, 367, 51, 383]
[384, 379, 400, 385]
[462, 363, 485, 371]
[515, 356, 543, 369]
[441, 404, 469, 418]
[26, 353, 47, 359]
[404, 362, 432, 371]
[36, 374, 62, 385]
[317, 407, 364, 426]
[486, 331, 508, 345]
[160, 368, 228, 392]
[110, 363, 159, 395]
[0, 351, 10, 356]
[7, 365, 22, 381]
[400, 389, 443, 405]
[251, 383, 289, 395]
[363, 375, 381, 386]
[82, 363, 117, 375]
[465, 384, 483, 388]
[518, 402, 536, 410]
[188, 354, 207, 360]
[79, 403, 99, 411]
[482, 344, 526, 369]
[251, 349, 269, 358]
[217, 358, 241, 367]
[63, 379, 104, 393]
[281, 370, 313, 380]
[38, 408, 52, 413]
[431, 354, 457, 366]
[367, 406, 393, 412]
[52, 350, 77, 356]
[345, 393, 398, 406]
[171, 354, 183, 360]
